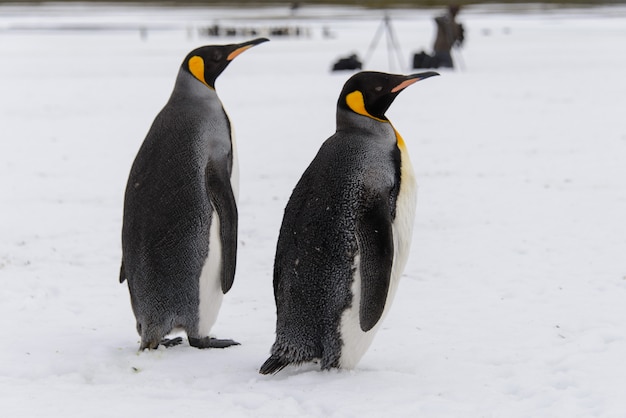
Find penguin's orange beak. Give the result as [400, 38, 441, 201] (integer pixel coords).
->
[227, 37, 270, 61]
[391, 71, 439, 93]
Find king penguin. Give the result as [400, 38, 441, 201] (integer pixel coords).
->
[260, 70, 438, 374]
[120, 38, 268, 350]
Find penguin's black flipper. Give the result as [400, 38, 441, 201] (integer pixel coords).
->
[356, 196, 394, 332]
[205, 166, 238, 294]
[259, 355, 290, 375]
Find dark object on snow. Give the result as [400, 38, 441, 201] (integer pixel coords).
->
[413, 51, 435, 69]
[331, 54, 362, 71]
[412, 50, 454, 69]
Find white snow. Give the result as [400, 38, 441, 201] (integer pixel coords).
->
[1, 3, 626, 417]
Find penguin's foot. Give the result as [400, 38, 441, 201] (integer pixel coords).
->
[139, 336, 183, 350]
[188, 336, 240, 349]
[161, 337, 184, 348]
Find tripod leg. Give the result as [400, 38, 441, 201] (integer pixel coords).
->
[363, 18, 386, 67]
[385, 17, 406, 72]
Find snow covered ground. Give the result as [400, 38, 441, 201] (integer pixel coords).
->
[1, 3, 626, 416]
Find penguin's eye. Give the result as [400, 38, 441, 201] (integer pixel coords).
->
[211, 50, 223, 62]
[374, 86, 383, 92]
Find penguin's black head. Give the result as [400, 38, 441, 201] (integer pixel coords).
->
[183, 37, 269, 89]
[338, 71, 439, 121]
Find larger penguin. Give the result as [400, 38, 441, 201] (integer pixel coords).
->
[260, 70, 438, 374]
[120, 38, 268, 350]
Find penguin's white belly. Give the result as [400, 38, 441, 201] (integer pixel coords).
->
[338, 254, 382, 369]
[197, 211, 224, 336]
[338, 154, 417, 369]
[197, 133, 239, 337]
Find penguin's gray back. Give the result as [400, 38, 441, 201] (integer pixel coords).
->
[121, 70, 234, 346]
[271, 111, 403, 369]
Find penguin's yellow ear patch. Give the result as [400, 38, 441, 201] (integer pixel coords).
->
[188, 55, 209, 87]
[346, 91, 371, 118]
[346, 91, 385, 122]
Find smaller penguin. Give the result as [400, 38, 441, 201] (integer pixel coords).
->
[120, 38, 268, 350]
[260, 70, 438, 374]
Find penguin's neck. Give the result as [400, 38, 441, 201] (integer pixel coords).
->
[170, 70, 220, 103]
[336, 108, 396, 142]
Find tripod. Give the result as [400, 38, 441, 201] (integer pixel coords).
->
[363, 13, 405, 72]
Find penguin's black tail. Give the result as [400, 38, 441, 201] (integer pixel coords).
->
[259, 355, 289, 375]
